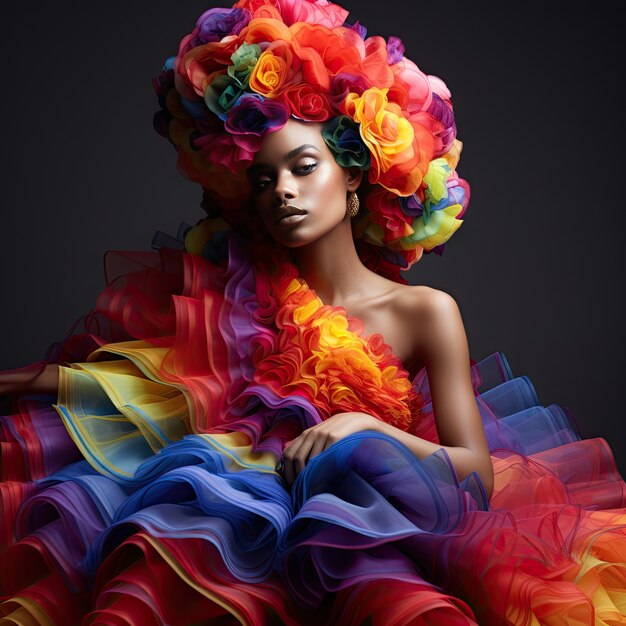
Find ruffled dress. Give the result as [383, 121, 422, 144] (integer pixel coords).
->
[1, 230, 625, 626]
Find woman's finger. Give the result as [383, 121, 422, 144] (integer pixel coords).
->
[291, 434, 319, 483]
[282, 434, 310, 485]
[307, 435, 329, 464]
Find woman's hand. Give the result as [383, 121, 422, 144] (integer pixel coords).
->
[279, 411, 381, 486]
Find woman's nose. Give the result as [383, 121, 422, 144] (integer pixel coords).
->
[273, 171, 297, 206]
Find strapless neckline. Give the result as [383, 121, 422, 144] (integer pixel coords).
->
[295, 277, 420, 382]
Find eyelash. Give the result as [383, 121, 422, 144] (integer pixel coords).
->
[253, 162, 318, 190]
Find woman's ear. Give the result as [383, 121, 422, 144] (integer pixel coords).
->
[346, 166, 364, 192]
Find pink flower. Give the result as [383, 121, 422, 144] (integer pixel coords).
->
[279, 0, 349, 28]
[389, 56, 432, 114]
[193, 131, 255, 175]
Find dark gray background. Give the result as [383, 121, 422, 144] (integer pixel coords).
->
[1, 2, 624, 473]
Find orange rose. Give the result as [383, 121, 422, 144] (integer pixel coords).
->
[242, 17, 292, 45]
[248, 40, 301, 97]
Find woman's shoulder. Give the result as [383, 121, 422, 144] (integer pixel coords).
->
[345, 274, 466, 371]
[384, 283, 466, 361]
[387, 283, 460, 322]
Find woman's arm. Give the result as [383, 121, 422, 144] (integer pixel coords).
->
[0, 363, 60, 396]
[402, 288, 494, 496]
[280, 288, 494, 497]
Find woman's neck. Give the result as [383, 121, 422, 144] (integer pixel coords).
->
[291, 219, 376, 307]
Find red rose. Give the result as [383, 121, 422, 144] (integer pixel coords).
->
[278, 84, 332, 121]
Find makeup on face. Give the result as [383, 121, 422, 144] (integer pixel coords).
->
[249, 120, 355, 247]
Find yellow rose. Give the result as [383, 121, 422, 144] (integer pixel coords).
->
[343, 87, 414, 174]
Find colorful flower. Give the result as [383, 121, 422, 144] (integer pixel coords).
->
[176, 36, 244, 99]
[388, 56, 432, 113]
[195, 7, 251, 44]
[233, 0, 279, 17]
[204, 73, 247, 120]
[343, 87, 412, 170]
[365, 186, 414, 242]
[329, 72, 369, 110]
[346, 20, 367, 39]
[228, 42, 262, 86]
[401, 204, 464, 251]
[321, 115, 371, 168]
[249, 40, 301, 97]
[398, 192, 425, 217]
[155, 0, 471, 271]
[242, 16, 293, 45]
[224, 93, 290, 151]
[283, 0, 349, 28]
[193, 128, 256, 174]
[361, 36, 395, 89]
[394, 159, 469, 250]
[386, 36, 405, 65]
[343, 87, 430, 196]
[290, 23, 380, 91]
[278, 83, 332, 121]
[426, 93, 457, 156]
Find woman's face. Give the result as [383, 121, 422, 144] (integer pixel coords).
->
[249, 118, 362, 247]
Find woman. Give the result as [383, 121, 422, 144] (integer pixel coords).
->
[1, 0, 625, 624]
[248, 117, 493, 494]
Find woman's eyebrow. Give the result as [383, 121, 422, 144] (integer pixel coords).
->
[285, 144, 321, 160]
[249, 144, 321, 174]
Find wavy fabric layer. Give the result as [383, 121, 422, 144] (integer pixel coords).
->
[1, 234, 625, 625]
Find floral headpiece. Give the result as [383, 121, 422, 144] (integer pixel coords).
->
[153, 0, 470, 278]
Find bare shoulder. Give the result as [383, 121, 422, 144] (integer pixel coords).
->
[386, 284, 466, 360]
[389, 284, 460, 322]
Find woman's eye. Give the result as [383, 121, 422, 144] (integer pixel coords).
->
[296, 162, 317, 174]
[253, 178, 272, 191]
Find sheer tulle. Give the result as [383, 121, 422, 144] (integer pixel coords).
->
[1, 233, 625, 625]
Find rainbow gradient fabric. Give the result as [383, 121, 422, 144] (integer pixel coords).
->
[1, 233, 625, 625]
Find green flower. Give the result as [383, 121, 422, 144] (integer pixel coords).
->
[322, 116, 371, 169]
[228, 43, 262, 87]
[204, 74, 247, 120]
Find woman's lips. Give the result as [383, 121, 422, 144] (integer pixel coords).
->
[275, 205, 307, 226]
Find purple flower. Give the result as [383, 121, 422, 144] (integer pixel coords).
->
[224, 94, 290, 151]
[425, 244, 446, 256]
[399, 193, 424, 218]
[329, 73, 370, 111]
[345, 20, 367, 39]
[427, 93, 457, 154]
[386, 36, 405, 65]
[152, 68, 173, 98]
[196, 7, 251, 44]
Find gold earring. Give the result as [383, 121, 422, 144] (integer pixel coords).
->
[347, 191, 360, 217]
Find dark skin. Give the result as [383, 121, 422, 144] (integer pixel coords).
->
[250, 119, 494, 496]
[0, 119, 493, 498]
